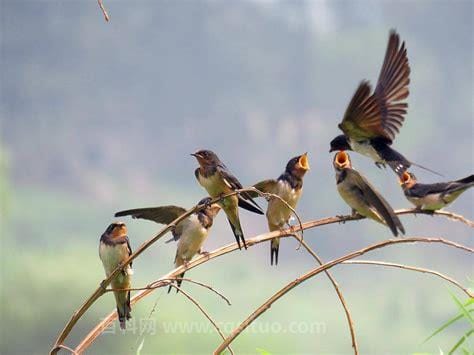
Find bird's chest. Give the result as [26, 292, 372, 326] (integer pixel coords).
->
[267, 181, 301, 226]
[349, 139, 382, 162]
[99, 243, 132, 278]
[198, 172, 230, 196]
[177, 216, 209, 260]
[408, 193, 444, 210]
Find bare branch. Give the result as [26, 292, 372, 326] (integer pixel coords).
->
[213, 237, 473, 354]
[50, 189, 255, 354]
[342, 260, 473, 298]
[293, 235, 358, 354]
[167, 283, 234, 355]
[98, 0, 110, 22]
[106, 277, 232, 306]
[51, 206, 472, 354]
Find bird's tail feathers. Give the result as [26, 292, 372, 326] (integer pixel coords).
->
[270, 238, 280, 266]
[116, 291, 131, 330]
[228, 218, 246, 249]
[238, 197, 264, 215]
[409, 161, 444, 177]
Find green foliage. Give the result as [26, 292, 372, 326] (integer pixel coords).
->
[424, 292, 474, 354]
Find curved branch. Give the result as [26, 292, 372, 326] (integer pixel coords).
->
[295, 236, 358, 354]
[50, 189, 254, 354]
[51, 207, 472, 354]
[167, 283, 234, 355]
[98, 0, 110, 22]
[106, 277, 232, 306]
[213, 237, 473, 354]
[342, 260, 473, 298]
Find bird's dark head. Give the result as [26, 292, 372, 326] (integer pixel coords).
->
[198, 197, 221, 218]
[329, 135, 351, 152]
[106, 222, 127, 238]
[333, 151, 352, 171]
[400, 171, 417, 189]
[191, 150, 220, 167]
[286, 152, 310, 179]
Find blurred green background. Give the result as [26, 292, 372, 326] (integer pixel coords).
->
[1, 0, 473, 354]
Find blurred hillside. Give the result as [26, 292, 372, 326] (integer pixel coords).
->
[1, 0, 473, 354]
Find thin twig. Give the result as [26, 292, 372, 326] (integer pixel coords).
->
[51, 207, 472, 354]
[213, 237, 473, 354]
[167, 282, 234, 355]
[342, 260, 473, 298]
[293, 235, 358, 354]
[55, 345, 78, 355]
[97, 0, 110, 22]
[106, 277, 231, 306]
[50, 189, 255, 355]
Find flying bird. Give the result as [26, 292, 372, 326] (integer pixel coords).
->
[333, 151, 405, 236]
[400, 171, 474, 211]
[250, 153, 310, 265]
[329, 30, 438, 176]
[99, 222, 133, 329]
[115, 198, 220, 292]
[192, 150, 264, 250]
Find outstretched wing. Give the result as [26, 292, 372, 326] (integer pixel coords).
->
[218, 165, 264, 215]
[115, 206, 187, 225]
[347, 169, 405, 236]
[339, 30, 410, 143]
[246, 179, 279, 198]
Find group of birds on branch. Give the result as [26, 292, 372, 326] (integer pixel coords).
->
[98, 30, 474, 330]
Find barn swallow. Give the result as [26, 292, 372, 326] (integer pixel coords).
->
[329, 30, 439, 176]
[99, 222, 133, 329]
[400, 171, 474, 211]
[192, 150, 264, 250]
[115, 198, 220, 292]
[251, 153, 310, 265]
[333, 151, 405, 236]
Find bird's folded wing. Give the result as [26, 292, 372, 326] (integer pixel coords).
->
[348, 169, 405, 236]
[218, 166, 264, 214]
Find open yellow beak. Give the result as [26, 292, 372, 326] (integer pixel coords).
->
[298, 152, 310, 170]
[335, 151, 350, 168]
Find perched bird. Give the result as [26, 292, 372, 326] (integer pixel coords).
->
[329, 30, 437, 176]
[99, 222, 133, 329]
[115, 198, 221, 292]
[251, 153, 310, 265]
[192, 150, 264, 250]
[333, 151, 405, 236]
[400, 171, 474, 211]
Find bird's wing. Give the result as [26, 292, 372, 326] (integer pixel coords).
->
[218, 166, 264, 214]
[348, 169, 405, 236]
[115, 206, 187, 225]
[339, 30, 410, 143]
[245, 179, 279, 198]
[125, 236, 133, 268]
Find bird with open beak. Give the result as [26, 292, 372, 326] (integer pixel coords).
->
[329, 30, 438, 177]
[99, 222, 133, 329]
[250, 153, 310, 265]
[115, 197, 221, 292]
[400, 171, 474, 211]
[192, 150, 264, 250]
[333, 151, 405, 236]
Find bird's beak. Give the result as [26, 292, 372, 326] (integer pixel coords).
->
[190, 153, 198, 158]
[329, 147, 334, 153]
[298, 152, 310, 170]
[334, 151, 350, 168]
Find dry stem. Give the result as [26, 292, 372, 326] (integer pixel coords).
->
[213, 237, 473, 354]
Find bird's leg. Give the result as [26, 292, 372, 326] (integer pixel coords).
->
[199, 248, 210, 257]
[100, 279, 109, 291]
